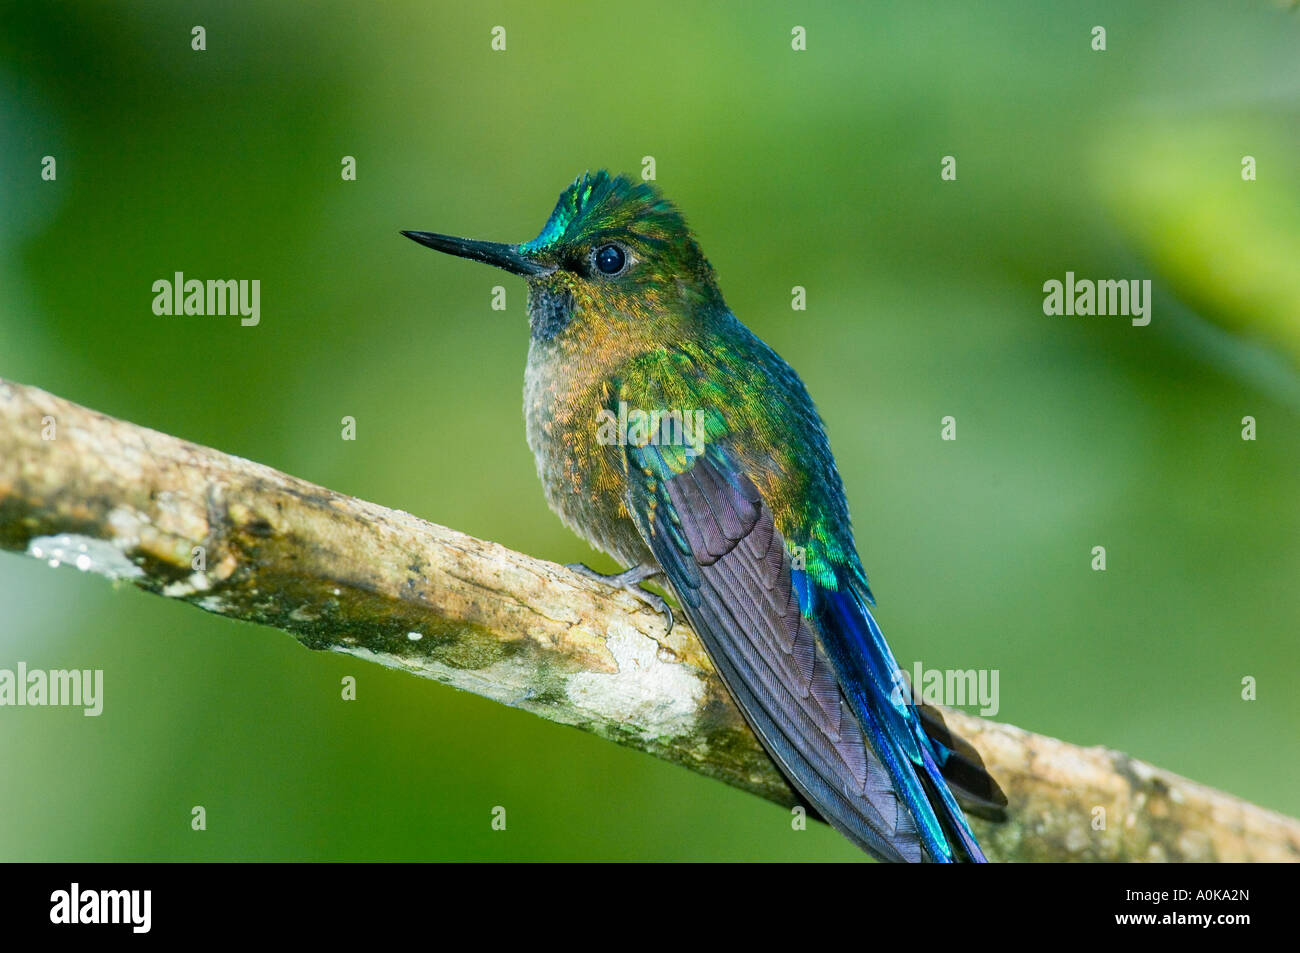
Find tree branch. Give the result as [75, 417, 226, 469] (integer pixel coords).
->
[1, 376, 1296, 862]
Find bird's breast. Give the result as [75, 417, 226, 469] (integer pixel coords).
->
[523, 337, 652, 568]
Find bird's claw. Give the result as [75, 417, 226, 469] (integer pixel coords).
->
[629, 588, 674, 635]
[565, 562, 674, 634]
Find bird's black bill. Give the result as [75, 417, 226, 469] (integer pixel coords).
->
[400, 230, 551, 277]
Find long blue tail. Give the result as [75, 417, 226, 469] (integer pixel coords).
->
[800, 571, 992, 862]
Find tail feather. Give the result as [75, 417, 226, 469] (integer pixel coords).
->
[918, 703, 1009, 821]
[814, 575, 999, 862]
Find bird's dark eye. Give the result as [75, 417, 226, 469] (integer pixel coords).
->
[594, 243, 626, 275]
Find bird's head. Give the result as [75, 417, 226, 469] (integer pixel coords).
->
[403, 170, 723, 342]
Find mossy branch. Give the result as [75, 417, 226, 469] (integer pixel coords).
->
[1, 377, 1296, 862]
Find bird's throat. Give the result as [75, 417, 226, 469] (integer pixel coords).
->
[527, 285, 576, 343]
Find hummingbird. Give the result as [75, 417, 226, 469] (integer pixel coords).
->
[403, 171, 1004, 861]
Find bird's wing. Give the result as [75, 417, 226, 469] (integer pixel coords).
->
[613, 370, 1001, 861]
[626, 439, 921, 860]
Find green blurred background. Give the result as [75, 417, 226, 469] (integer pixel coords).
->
[1, 1, 1297, 861]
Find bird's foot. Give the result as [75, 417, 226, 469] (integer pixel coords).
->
[565, 562, 674, 634]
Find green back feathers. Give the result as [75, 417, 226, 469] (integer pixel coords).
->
[612, 338, 866, 601]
